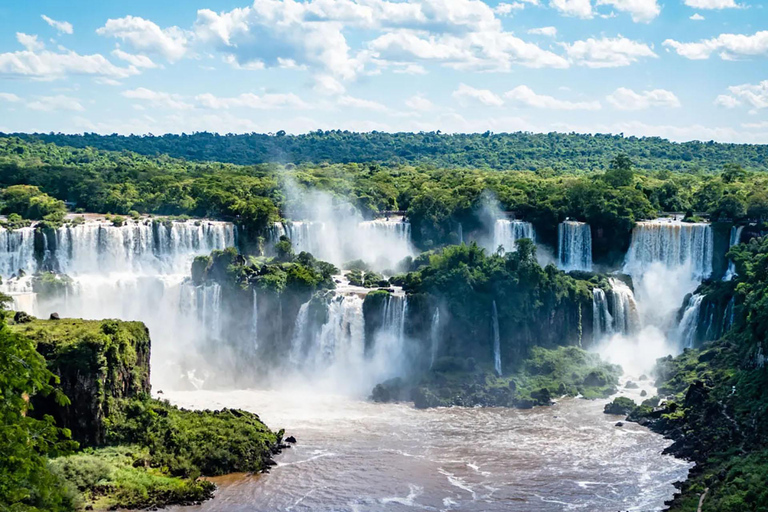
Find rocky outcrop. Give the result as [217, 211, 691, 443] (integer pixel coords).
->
[12, 318, 151, 446]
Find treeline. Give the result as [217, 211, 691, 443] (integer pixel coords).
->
[2, 136, 768, 264]
[8, 131, 768, 174]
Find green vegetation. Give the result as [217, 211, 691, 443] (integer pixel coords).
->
[10, 131, 768, 173]
[1, 313, 282, 511]
[614, 234, 768, 511]
[1, 184, 66, 222]
[372, 346, 620, 409]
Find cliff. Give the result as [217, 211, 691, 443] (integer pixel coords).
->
[12, 318, 150, 446]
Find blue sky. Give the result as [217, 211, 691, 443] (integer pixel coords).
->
[0, 0, 766, 142]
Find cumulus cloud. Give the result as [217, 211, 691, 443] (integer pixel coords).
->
[112, 50, 159, 69]
[563, 36, 657, 67]
[17, 33, 45, 52]
[528, 26, 557, 37]
[97, 16, 190, 61]
[495, 0, 539, 15]
[714, 94, 741, 108]
[41, 15, 74, 35]
[683, 0, 740, 9]
[452, 83, 504, 106]
[726, 80, 768, 110]
[26, 95, 85, 111]
[122, 88, 193, 110]
[196, 92, 307, 109]
[504, 85, 601, 109]
[595, 0, 660, 23]
[664, 31, 768, 60]
[0, 93, 21, 103]
[550, 0, 593, 18]
[606, 87, 681, 110]
[405, 94, 434, 110]
[690, 13, 705, 20]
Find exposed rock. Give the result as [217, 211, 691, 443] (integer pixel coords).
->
[13, 310, 33, 323]
[625, 381, 639, 389]
[49, 312, 60, 320]
[615, 422, 624, 427]
[285, 436, 297, 444]
[604, 396, 636, 415]
[640, 390, 647, 397]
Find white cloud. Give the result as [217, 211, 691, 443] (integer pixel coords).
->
[405, 94, 433, 110]
[606, 87, 681, 110]
[742, 121, 768, 129]
[495, 1, 539, 15]
[26, 95, 84, 111]
[112, 49, 158, 69]
[727, 81, 768, 110]
[550, 0, 593, 18]
[664, 31, 768, 60]
[690, 13, 705, 20]
[714, 94, 741, 108]
[314, 75, 347, 95]
[595, 0, 660, 23]
[0, 44, 140, 81]
[683, 0, 740, 9]
[17, 33, 45, 52]
[97, 16, 189, 61]
[337, 95, 389, 111]
[505, 85, 601, 109]
[528, 26, 557, 37]
[452, 83, 504, 106]
[0, 93, 21, 103]
[393, 64, 427, 74]
[41, 15, 73, 35]
[122, 88, 193, 110]
[196, 92, 307, 109]
[563, 36, 657, 67]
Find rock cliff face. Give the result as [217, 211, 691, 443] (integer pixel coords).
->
[12, 318, 151, 446]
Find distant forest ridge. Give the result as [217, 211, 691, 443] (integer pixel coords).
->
[6, 131, 768, 173]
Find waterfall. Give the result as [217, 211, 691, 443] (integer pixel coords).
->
[558, 221, 592, 271]
[492, 300, 501, 376]
[592, 288, 612, 342]
[608, 278, 639, 335]
[624, 220, 714, 281]
[429, 307, 440, 368]
[251, 289, 259, 351]
[493, 219, 535, 255]
[289, 300, 311, 366]
[677, 294, 704, 349]
[0, 227, 36, 277]
[458, 223, 464, 244]
[724, 225, 745, 281]
[314, 295, 366, 370]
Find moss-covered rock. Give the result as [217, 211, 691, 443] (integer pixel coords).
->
[11, 318, 150, 446]
[604, 396, 636, 415]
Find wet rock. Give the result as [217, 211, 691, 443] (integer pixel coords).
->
[625, 381, 639, 389]
[640, 390, 647, 397]
[615, 422, 624, 427]
[49, 312, 60, 320]
[604, 396, 636, 415]
[639, 374, 648, 381]
[13, 311, 33, 323]
[285, 436, 297, 444]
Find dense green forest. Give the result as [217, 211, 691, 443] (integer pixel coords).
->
[2, 136, 768, 265]
[8, 131, 768, 174]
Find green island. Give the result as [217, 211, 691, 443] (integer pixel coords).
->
[0, 132, 767, 511]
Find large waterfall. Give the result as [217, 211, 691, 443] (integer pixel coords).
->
[0, 219, 236, 389]
[558, 221, 592, 272]
[676, 294, 704, 349]
[624, 220, 714, 281]
[492, 219, 535, 255]
[268, 216, 413, 270]
[592, 278, 639, 342]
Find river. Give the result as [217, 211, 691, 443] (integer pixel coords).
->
[161, 388, 690, 512]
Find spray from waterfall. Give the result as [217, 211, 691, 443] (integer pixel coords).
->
[492, 300, 501, 376]
[430, 307, 440, 368]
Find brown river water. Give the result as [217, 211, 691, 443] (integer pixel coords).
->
[160, 388, 690, 512]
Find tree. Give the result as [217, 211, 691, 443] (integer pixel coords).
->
[602, 154, 635, 188]
[722, 163, 747, 184]
[0, 185, 66, 221]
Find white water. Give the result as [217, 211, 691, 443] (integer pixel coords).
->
[0, 226, 36, 276]
[592, 288, 612, 344]
[724, 225, 745, 281]
[429, 307, 440, 369]
[624, 220, 713, 281]
[492, 300, 501, 376]
[491, 219, 535, 255]
[558, 221, 592, 272]
[676, 294, 704, 349]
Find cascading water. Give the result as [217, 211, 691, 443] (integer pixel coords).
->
[558, 221, 592, 272]
[429, 307, 440, 368]
[608, 278, 640, 335]
[592, 288, 613, 343]
[492, 219, 535, 255]
[723, 225, 745, 281]
[624, 220, 714, 281]
[492, 300, 501, 376]
[0, 226, 36, 277]
[0, 219, 236, 390]
[676, 294, 704, 349]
